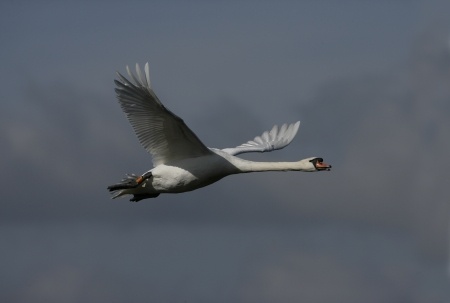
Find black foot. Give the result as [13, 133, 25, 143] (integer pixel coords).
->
[130, 193, 160, 202]
[107, 174, 141, 191]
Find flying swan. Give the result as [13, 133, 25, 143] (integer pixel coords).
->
[108, 63, 331, 201]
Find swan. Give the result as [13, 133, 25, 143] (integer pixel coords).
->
[108, 63, 331, 202]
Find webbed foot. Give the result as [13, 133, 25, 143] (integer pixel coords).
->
[107, 173, 146, 191]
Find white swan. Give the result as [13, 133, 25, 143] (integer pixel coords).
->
[108, 63, 331, 201]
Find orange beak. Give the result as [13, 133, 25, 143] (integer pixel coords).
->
[315, 160, 332, 171]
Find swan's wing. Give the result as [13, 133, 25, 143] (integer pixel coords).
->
[221, 121, 300, 156]
[115, 63, 212, 166]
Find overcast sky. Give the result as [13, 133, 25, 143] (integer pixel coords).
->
[1, 1, 450, 302]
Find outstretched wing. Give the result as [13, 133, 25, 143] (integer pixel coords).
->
[114, 63, 212, 166]
[221, 121, 300, 156]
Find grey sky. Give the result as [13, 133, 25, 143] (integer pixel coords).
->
[1, 1, 450, 302]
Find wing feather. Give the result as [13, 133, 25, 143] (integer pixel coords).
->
[115, 63, 212, 166]
[221, 121, 300, 156]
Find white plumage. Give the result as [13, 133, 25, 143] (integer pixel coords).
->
[222, 122, 300, 156]
[108, 63, 331, 202]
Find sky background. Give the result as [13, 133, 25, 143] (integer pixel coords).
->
[1, 1, 450, 302]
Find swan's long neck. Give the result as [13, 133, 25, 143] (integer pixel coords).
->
[229, 157, 314, 173]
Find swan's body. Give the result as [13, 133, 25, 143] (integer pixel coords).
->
[108, 63, 331, 201]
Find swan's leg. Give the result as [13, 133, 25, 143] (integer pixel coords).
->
[107, 175, 139, 191]
[135, 170, 153, 185]
[130, 193, 160, 202]
[107, 171, 152, 191]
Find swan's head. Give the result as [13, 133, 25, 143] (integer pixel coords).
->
[300, 157, 332, 172]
